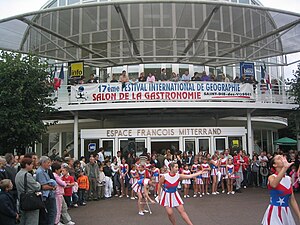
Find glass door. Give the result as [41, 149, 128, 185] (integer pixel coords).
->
[214, 137, 228, 153]
[184, 138, 196, 155]
[228, 137, 243, 154]
[101, 139, 114, 159]
[119, 138, 146, 157]
[198, 138, 210, 154]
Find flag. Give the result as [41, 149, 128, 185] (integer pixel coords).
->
[59, 64, 65, 80]
[261, 63, 272, 90]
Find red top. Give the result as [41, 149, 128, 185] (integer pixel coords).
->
[62, 175, 74, 196]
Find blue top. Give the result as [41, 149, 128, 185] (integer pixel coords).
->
[36, 167, 56, 199]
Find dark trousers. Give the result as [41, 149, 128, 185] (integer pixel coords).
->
[39, 197, 57, 225]
[64, 196, 72, 208]
[113, 174, 121, 195]
[78, 189, 86, 205]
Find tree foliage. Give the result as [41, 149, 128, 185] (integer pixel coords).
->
[0, 52, 56, 154]
[287, 63, 300, 108]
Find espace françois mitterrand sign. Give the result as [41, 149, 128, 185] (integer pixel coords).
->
[81, 127, 247, 139]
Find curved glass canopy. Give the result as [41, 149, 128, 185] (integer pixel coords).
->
[0, 0, 299, 67]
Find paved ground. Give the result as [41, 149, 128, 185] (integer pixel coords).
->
[69, 188, 300, 225]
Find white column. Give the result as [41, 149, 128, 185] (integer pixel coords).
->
[114, 138, 119, 157]
[147, 137, 151, 154]
[74, 111, 79, 159]
[80, 138, 85, 157]
[247, 110, 253, 157]
[179, 136, 184, 153]
[210, 136, 214, 155]
[59, 132, 63, 157]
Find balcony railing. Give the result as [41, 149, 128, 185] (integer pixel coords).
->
[53, 82, 296, 107]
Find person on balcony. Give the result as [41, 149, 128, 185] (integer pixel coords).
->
[181, 70, 191, 81]
[170, 72, 180, 82]
[159, 68, 168, 81]
[87, 74, 98, 83]
[146, 72, 156, 83]
[200, 71, 210, 81]
[138, 72, 146, 82]
[191, 72, 201, 81]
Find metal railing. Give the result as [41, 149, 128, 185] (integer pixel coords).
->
[52, 82, 296, 108]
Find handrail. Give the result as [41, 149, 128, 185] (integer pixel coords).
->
[52, 82, 296, 106]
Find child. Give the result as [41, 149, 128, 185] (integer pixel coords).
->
[52, 162, 67, 225]
[0, 179, 18, 225]
[77, 169, 89, 206]
[151, 165, 160, 196]
[62, 166, 75, 208]
[130, 164, 139, 200]
[182, 164, 191, 198]
[72, 182, 79, 207]
[119, 158, 129, 198]
[289, 165, 299, 191]
[131, 178, 155, 216]
[219, 153, 227, 193]
[210, 155, 219, 195]
[191, 159, 200, 198]
[97, 165, 106, 200]
[226, 158, 235, 194]
[201, 157, 211, 195]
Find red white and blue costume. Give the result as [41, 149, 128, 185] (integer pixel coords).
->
[201, 163, 210, 178]
[261, 174, 296, 225]
[181, 169, 191, 185]
[210, 160, 218, 176]
[132, 178, 150, 193]
[220, 158, 227, 176]
[159, 173, 183, 208]
[226, 164, 234, 179]
[120, 164, 129, 175]
[129, 169, 138, 185]
[152, 168, 160, 183]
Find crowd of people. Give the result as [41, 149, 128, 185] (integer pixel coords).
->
[67, 68, 280, 94]
[0, 147, 299, 225]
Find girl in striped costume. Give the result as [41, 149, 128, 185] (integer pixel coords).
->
[157, 162, 205, 225]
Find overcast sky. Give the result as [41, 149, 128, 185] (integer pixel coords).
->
[0, 0, 299, 77]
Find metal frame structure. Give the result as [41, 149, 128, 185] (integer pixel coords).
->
[0, 0, 299, 68]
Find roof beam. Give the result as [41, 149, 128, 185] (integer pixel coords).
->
[114, 4, 143, 63]
[203, 17, 300, 65]
[177, 5, 220, 62]
[18, 17, 117, 66]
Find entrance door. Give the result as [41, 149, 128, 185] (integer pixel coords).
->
[151, 140, 179, 155]
[101, 139, 114, 159]
[228, 137, 243, 154]
[214, 137, 228, 153]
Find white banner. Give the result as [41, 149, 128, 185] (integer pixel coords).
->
[70, 82, 254, 103]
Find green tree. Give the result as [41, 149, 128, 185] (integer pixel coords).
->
[0, 52, 56, 154]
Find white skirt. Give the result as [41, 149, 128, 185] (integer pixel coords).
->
[261, 205, 296, 225]
[159, 191, 184, 208]
[182, 179, 191, 185]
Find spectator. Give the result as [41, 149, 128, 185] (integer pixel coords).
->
[79, 156, 86, 170]
[146, 72, 156, 83]
[103, 160, 113, 198]
[0, 156, 8, 181]
[233, 150, 245, 193]
[0, 179, 18, 225]
[36, 156, 57, 225]
[192, 72, 201, 81]
[200, 71, 210, 81]
[4, 153, 17, 202]
[49, 149, 59, 161]
[97, 147, 105, 164]
[240, 74, 249, 83]
[138, 72, 146, 82]
[170, 72, 180, 82]
[15, 157, 41, 225]
[87, 74, 98, 83]
[221, 73, 230, 82]
[61, 166, 75, 208]
[52, 162, 67, 225]
[233, 76, 241, 83]
[111, 157, 120, 196]
[110, 74, 119, 83]
[77, 169, 89, 206]
[85, 155, 99, 201]
[97, 165, 106, 200]
[181, 70, 191, 81]
[159, 68, 168, 81]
